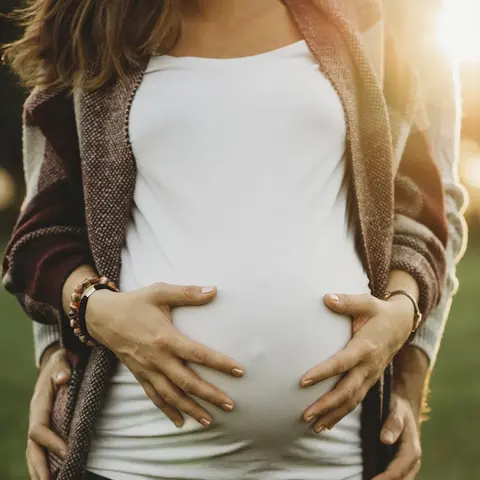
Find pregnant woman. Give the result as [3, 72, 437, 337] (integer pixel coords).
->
[3, 0, 447, 479]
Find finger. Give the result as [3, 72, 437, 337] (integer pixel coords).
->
[29, 425, 67, 459]
[381, 402, 405, 445]
[311, 384, 369, 433]
[150, 374, 213, 427]
[352, 314, 370, 334]
[142, 380, 185, 427]
[26, 445, 39, 480]
[27, 441, 50, 480]
[164, 363, 235, 412]
[53, 369, 71, 386]
[303, 367, 367, 420]
[31, 369, 58, 428]
[406, 460, 421, 480]
[27, 457, 38, 480]
[50, 352, 72, 386]
[324, 293, 379, 316]
[373, 447, 419, 480]
[159, 333, 244, 377]
[373, 421, 421, 480]
[148, 282, 218, 307]
[300, 340, 367, 387]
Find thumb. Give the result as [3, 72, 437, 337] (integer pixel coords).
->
[381, 401, 405, 445]
[324, 293, 377, 317]
[148, 282, 218, 307]
[51, 353, 72, 386]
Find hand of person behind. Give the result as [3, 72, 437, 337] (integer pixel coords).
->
[86, 282, 245, 428]
[27, 345, 71, 480]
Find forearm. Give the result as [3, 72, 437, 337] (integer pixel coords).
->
[387, 270, 420, 302]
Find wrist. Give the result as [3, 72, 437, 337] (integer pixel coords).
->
[83, 289, 118, 346]
[62, 265, 98, 316]
[385, 294, 416, 344]
[384, 289, 422, 343]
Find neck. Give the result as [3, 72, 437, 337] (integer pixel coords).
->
[182, 0, 284, 21]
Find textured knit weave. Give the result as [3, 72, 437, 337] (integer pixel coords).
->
[2, 1, 448, 478]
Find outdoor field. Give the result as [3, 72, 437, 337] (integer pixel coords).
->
[1, 243, 479, 480]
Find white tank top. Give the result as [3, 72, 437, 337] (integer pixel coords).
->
[87, 40, 368, 480]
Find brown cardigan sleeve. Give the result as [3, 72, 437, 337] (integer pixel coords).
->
[383, 31, 449, 321]
[2, 92, 94, 352]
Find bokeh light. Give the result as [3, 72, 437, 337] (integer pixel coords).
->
[0, 167, 15, 211]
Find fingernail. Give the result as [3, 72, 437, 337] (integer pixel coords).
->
[201, 287, 215, 294]
[305, 414, 316, 422]
[328, 294, 340, 302]
[232, 368, 244, 377]
[174, 419, 184, 428]
[314, 424, 325, 434]
[56, 371, 69, 382]
[383, 430, 394, 444]
[222, 403, 234, 412]
[200, 418, 211, 427]
[302, 379, 313, 388]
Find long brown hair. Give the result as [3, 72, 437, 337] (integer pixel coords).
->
[2, 0, 181, 91]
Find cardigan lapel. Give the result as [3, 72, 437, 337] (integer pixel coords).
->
[284, 0, 394, 297]
[73, 66, 147, 284]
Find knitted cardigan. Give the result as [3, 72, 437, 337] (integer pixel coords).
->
[2, 1, 449, 478]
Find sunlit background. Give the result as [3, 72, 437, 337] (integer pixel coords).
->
[437, 0, 480, 222]
[0, 1, 479, 479]
[437, 0, 480, 62]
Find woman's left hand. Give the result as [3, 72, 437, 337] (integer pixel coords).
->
[301, 292, 415, 433]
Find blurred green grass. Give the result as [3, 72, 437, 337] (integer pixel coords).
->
[0, 245, 479, 479]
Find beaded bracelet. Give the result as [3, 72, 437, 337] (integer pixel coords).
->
[69, 275, 119, 347]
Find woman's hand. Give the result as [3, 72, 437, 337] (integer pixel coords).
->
[27, 345, 71, 480]
[301, 292, 414, 433]
[374, 392, 422, 480]
[86, 282, 244, 428]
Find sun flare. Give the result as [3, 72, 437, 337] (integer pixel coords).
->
[437, 0, 480, 62]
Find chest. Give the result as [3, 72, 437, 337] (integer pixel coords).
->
[129, 43, 347, 181]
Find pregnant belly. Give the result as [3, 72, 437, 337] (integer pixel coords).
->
[168, 265, 369, 443]
[102, 254, 370, 450]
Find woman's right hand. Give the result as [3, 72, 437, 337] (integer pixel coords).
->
[85, 282, 244, 427]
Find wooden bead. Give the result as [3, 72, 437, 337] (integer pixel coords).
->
[70, 320, 78, 328]
[99, 276, 108, 285]
[69, 310, 77, 319]
[69, 301, 79, 311]
[74, 328, 81, 336]
[74, 285, 84, 294]
[71, 293, 81, 302]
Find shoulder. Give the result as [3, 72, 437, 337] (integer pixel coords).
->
[23, 86, 71, 127]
